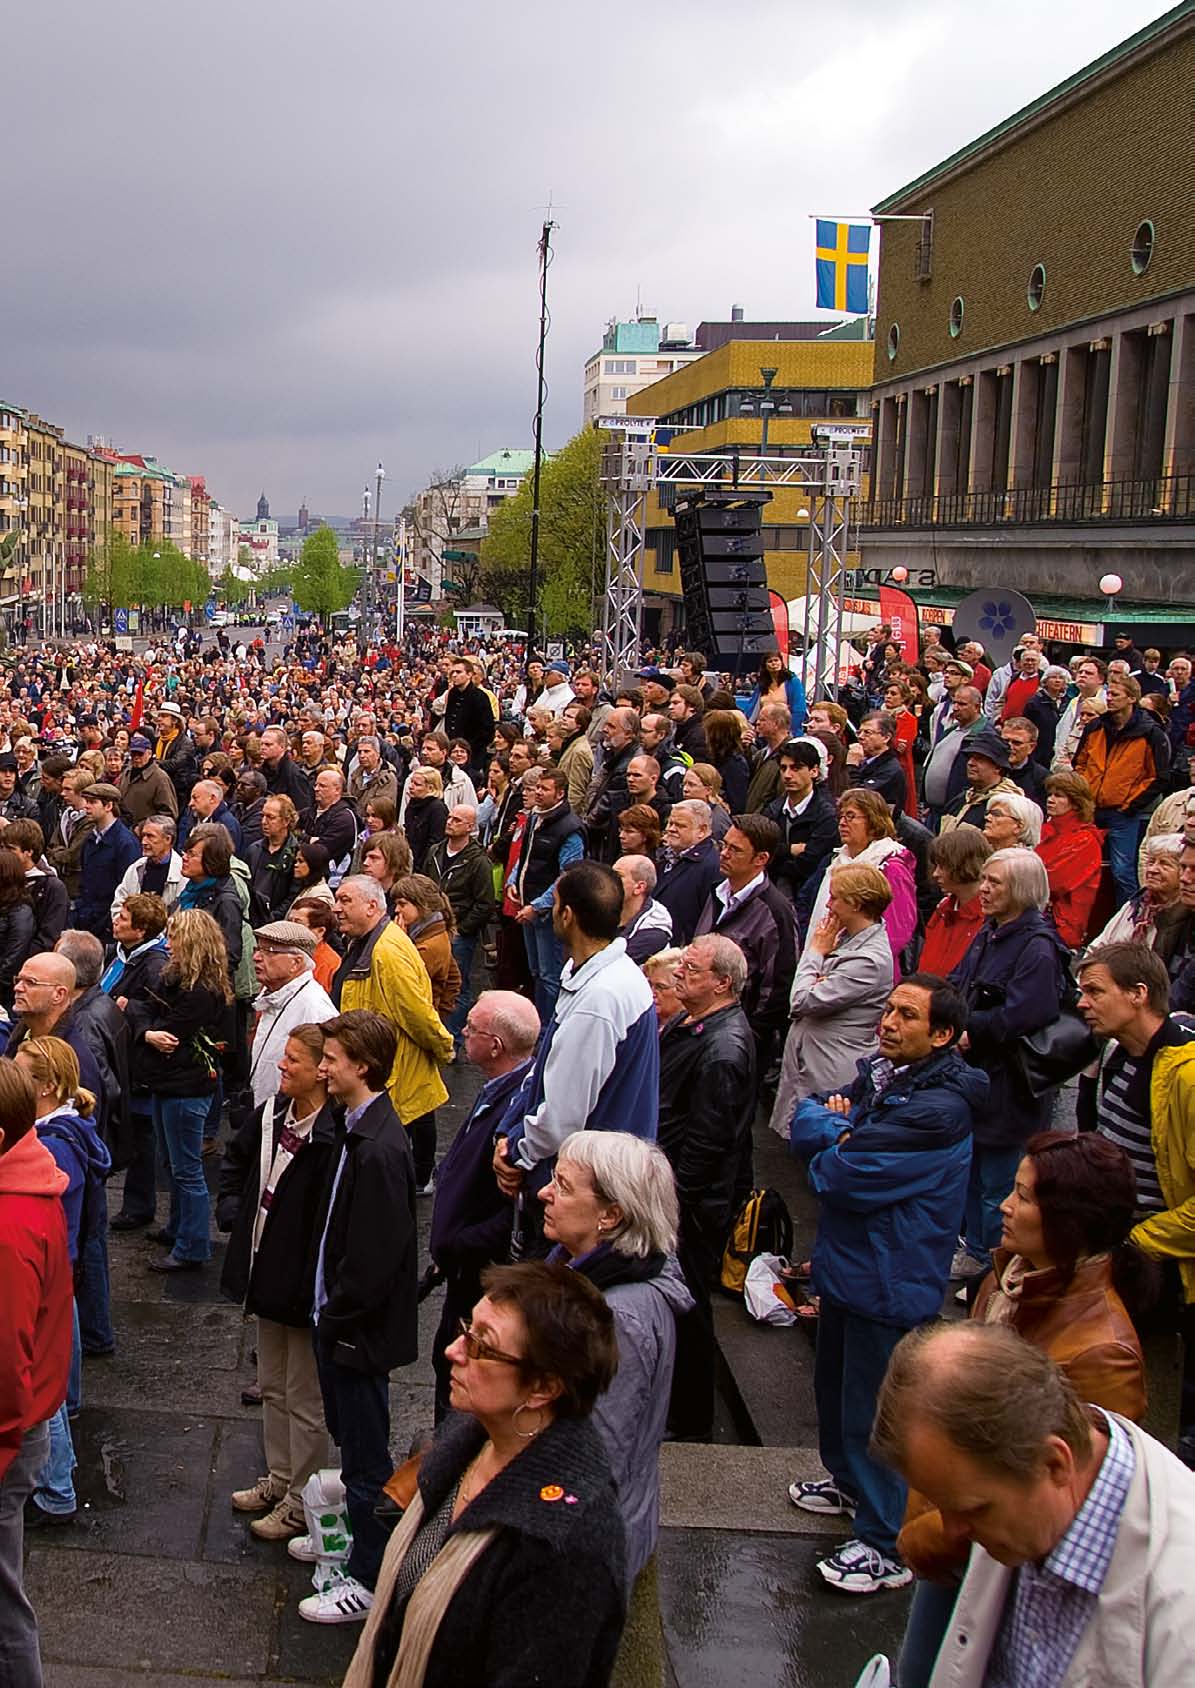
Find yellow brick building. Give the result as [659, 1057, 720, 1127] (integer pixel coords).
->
[626, 337, 873, 629]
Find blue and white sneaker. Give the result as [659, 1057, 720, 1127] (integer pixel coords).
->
[816, 1537, 913, 1594]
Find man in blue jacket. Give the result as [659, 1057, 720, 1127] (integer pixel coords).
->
[73, 784, 139, 943]
[788, 973, 986, 1596]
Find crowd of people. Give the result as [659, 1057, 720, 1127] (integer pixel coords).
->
[2, 615, 1195, 1685]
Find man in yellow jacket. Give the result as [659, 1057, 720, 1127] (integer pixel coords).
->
[1078, 940, 1195, 1466]
[332, 875, 454, 1192]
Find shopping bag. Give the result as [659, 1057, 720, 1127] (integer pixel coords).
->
[742, 1252, 799, 1326]
[853, 1658, 891, 1688]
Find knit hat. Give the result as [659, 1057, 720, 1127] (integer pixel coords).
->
[254, 919, 319, 957]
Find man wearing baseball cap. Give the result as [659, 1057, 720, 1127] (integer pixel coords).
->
[247, 922, 335, 1108]
[539, 659, 575, 714]
[118, 732, 180, 827]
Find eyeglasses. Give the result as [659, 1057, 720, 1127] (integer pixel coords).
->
[457, 1320, 523, 1367]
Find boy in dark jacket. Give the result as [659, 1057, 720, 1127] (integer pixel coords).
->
[301, 1009, 416, 1625]
[789, 975, 985, 1596]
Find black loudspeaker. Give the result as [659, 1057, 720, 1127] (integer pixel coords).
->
[674, 490, 777, 676]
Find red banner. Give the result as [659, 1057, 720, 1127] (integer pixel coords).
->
[879, 585, 920, 663]
[128, 680, 144, 732]
[768, 590, 790, 659]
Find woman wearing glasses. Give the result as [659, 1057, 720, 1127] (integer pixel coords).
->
[344, 1261, 626, 1688]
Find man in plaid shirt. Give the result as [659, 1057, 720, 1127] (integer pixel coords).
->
[872, 1324, 1195, 1687]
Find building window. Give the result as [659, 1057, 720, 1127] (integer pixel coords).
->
[610, 387, 628, 401]
[1130, 220, 1155, 275]
[949, 296, 965, 338]
[1027, 263, 1046, 311]
[887, 324, 900, 361]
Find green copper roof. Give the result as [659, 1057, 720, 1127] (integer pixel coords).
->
[874, 1, 1193, 211]
[467, 449, 538, 477]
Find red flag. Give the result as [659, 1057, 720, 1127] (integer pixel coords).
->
[129, 680, 144, 732]
[879, 585, 920, 663]
[768, 590, 790, 659]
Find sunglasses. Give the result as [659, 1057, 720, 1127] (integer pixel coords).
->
[457, 1319, 523, 1368]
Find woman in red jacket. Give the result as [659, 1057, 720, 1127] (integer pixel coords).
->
[882, 677, 920, 819]
[920, 824, 991, 975]
[1036, 771, 1104, 949]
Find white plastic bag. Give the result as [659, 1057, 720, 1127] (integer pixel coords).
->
[853, 1658, 891, 1688]
[743, 1252, 799, 1326]
[300, 1466, 351, 1592]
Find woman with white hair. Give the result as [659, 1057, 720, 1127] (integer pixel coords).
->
[1088, 832, 1184, 951]
[539, 1130, 692, 1610]
[981, 791, 1043, 851]
[948, 848, 1074, 1278]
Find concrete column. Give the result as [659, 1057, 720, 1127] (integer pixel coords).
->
[1162, 309, 1194, 481]
[904, 389, 929, 499]
[875, 395, 899, 504]
[1008, 358, 1037, 491]
[937, 380, 961, 498]
[968, 371, 995, 492]
[1105, 327, 1143, 484]
[1053, 347, 1086, 487]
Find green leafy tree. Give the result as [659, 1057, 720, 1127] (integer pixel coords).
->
[480, 427, 605, 637]
[292, 525, 359, 626]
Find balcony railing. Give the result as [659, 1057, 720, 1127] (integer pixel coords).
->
[861, 473, 1192, 530]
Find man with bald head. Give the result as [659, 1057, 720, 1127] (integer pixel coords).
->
[304, 765, 357, 878]
[638, 712, 687, 801]
[614, 854, 673, 962]
[178, 777, 242, 853]
[425, 804, 496, 1042]
[427, 990, 541, 1418]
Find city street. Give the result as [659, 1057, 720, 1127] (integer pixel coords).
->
[28, 1068, 914, 1688]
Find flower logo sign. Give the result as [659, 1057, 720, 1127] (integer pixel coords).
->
[952, 587, 1037, 661]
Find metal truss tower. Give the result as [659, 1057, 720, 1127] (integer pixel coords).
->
[597, 424, 863, 697]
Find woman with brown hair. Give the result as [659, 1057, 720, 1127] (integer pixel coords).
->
[1037, 770, 1104, 948]
[362, 829, 415, 912]
[701, 709, 750, 813]
[349, 795, 399, 874]
[920, 825, 992, 976]
[121, 908, 232, 1272]
[617, 803, 662, 862]
[392, 873, 461, 1020]
[0, 846, 35, 1010]
[342, 1262, 625, 1688]
[803, 789, 918, 969]
[288, 897, 343, 993]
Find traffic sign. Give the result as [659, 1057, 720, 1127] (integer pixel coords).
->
[114, 609, 128, 635]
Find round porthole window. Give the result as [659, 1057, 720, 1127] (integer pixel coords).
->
[1027, 263, 1046, 310]
[886, 323, 900, 361]
[1130, 220, 1155, 275]
[949, 296, 965, 337]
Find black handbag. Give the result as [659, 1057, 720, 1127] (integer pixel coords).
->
[1011, 1009, 1100, 1093]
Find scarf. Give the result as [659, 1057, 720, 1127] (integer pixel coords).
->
[179, 876, 217, 908]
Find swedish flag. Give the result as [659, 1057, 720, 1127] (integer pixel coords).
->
[816, 220, 870, 313]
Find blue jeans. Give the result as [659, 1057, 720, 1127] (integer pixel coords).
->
[313, 1336, 391, 1590]
[153, 1093, 213, 1263]
[899, 1579, 960, 1687]
[963, 1143, 1022, 1268]
[33, 1304, 80, 1516]
[523, 913, 564, 1021]
[77, 1187, 114, 1354]
[814, 1299, 908, 1559]
[1102, 810, 1143, 906]
[0, 1420, 50, 1687]
[446, 932, 478, 1040]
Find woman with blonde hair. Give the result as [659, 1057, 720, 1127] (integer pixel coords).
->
[16, 1037, 109, 1524]
[643, 947, 685, 1027]
[122, 908, 232, 1272]
[403, 766, 449, 871]
[681, 763, 731, 842]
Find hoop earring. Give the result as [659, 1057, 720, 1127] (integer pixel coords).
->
[512, 1401, 544, 1441]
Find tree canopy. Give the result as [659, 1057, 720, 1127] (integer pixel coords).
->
[85, 532, 211, 616]
[292, 525, 359, 624]
[480, 427, 606, 637]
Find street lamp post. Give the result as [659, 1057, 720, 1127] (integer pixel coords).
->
[372, 461, 385, 646]
[361, 485, 371, 635]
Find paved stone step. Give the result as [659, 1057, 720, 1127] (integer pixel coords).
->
[661, 1442, 846, 1536]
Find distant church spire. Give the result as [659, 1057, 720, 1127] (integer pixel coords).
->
[256, 491, 270, 521]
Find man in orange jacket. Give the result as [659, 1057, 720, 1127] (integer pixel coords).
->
[0, 1062, 73, 1684]
[1075, 672, 1170, 903]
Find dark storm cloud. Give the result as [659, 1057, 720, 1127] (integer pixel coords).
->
[1, 0, 1174, 518]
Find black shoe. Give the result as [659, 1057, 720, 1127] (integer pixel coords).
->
[241, 1385, 263, 1406]
[110, 1213, 152, 1232]
[147, 1229, 176, 1248]
[24, 1498, 75, 1529]
[82, 1345, 115, 1359]
[147, 1255, 204, 1274]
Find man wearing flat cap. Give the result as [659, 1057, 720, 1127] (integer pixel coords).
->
[73, 784, 140, 942]
[118, 731, 180, 826]
[247, 921, 336, 1107]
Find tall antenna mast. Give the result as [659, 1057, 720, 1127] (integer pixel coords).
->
[526, 218, 555, 654]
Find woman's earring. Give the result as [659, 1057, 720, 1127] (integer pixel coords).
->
[512, 1401, 543, 1440]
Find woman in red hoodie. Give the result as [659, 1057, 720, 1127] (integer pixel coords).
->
[0, 1060, 72, 1675]
[920, 824, 992, 976]
[1036, 771, 1104, 949]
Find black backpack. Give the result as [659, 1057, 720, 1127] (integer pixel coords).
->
[720, 1187, 794, 1295]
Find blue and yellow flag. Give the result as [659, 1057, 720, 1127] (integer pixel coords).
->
[815, 220, 870, 313]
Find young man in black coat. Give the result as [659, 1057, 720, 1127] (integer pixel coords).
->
[442, 657, 497, 779]
[302, 1009, 417, 1625]
[847, 712, 908, 813]
[765, 740, 838, 904]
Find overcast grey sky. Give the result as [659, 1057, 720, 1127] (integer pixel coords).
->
[1, 0, 1176, 520]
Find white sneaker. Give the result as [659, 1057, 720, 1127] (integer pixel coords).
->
[298, 1574, 374, 1624]
[817, 1537, 913, 1594]
[788, 1478, 857, 1516]
[950, 1247, 987, 1281]
[287, 1533, 319, 1563]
